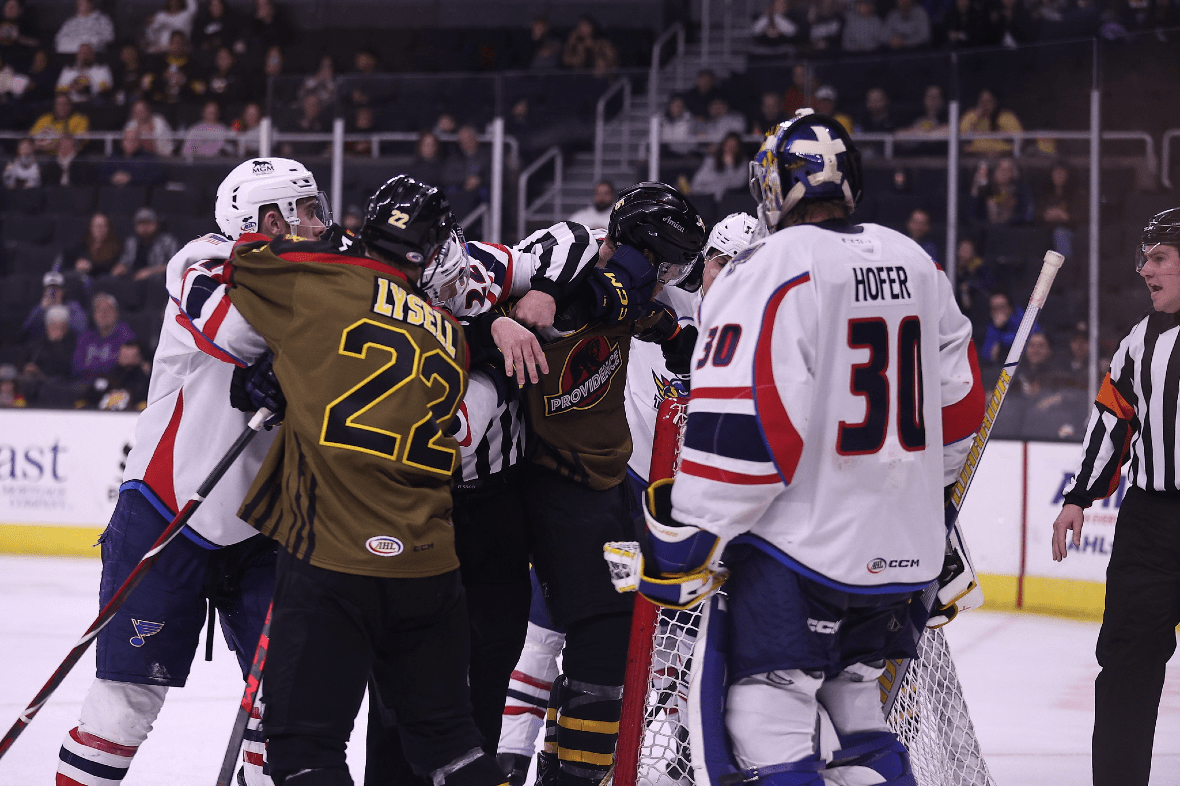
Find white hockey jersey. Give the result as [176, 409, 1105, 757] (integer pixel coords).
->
[121, 234, 273, 548]
[671, 221, 983, 591]
[624, 285, 699, 482]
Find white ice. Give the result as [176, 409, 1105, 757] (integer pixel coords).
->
[1, 554, 1178, 785]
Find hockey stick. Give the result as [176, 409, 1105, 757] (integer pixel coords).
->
[0, 408, 274, 760]
[215, 601, 273, 786]
[881, 250, 1065, 716]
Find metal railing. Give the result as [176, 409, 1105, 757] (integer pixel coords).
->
[648, 22, 685, 112]
[517, 145, 563, 241]
[459, 203, 488, 239]
[1162, 128, 1180, 190]
[593, 77, 633, 185]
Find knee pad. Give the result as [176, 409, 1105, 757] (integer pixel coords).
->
[430, 749, 507, 786]
[825, 731, 915, 786]
[816, 662, 889, 738]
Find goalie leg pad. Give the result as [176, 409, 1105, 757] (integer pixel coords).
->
[815, 662, 889, 738]
[824, 732, 915, 786]
[727, 670, 824, 769]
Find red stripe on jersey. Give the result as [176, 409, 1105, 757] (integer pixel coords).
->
[243, 751, 265, 766]
[691, 386, 753, 400]
[56, 776, 88, 786]
[510, 670, 554, 692]
[942, 341, 985, 444]
[504, 706, 546, 719]
[203, 295, 233, 340]
[70, 727, 138, 757]
[680, 459, 781, 485]
[752, 273, 810, 485]
[174, 310, 245, 367]
[282, 251, 411, 281]
[142, 390, 184, 514]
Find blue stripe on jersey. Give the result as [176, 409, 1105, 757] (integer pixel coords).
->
[732, 533, 935, 595]
[58, 747, 129, 780]
[119, 481, 223, 550]
[184, 273, 222, 318]
[683, 412, 773, 464]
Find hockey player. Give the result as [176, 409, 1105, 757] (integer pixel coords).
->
[55, 157, 329, 786]
[628, 112, 984, 786]
[225, 174, 507, 786]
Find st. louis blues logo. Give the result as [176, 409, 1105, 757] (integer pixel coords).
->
[130, 619, 165, 648]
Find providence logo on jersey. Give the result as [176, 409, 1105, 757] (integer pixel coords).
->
[365, 535, 404, 557]
[545, 336, 623, 415]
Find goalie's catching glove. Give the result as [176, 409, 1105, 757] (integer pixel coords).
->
[602, 478, 727, 609]
[230, 351, 285, 428]
[926, 525, 984, 628]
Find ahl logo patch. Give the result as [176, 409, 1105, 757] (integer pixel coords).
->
[130, 619, 165, 647]
[251, 160, 275, 175]
[366, 536, 404, 557]
[867, 557, 887, 574]
[544, 336, 623, 415]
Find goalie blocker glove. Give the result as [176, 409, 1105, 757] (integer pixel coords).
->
[602, 478, 727, 609]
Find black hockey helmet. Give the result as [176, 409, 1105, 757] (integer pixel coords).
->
[361, 175, 456, 284]
[607, 181, 707, 287]
[1137, 207, 1180, 271]
[749, 109, 862, 231]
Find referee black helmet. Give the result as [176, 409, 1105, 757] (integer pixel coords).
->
[1137, 207, 1180, 271]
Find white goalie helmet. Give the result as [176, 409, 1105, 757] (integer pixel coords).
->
[704, 212, 758, 260]
[214, 157, 330, 239]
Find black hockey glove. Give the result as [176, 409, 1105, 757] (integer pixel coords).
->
[587, 243, 659, 323]
[634, 305, 681, 344]
[661, 324, 699, 378]
[230, 351, 285, 428]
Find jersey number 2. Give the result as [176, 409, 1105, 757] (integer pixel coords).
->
[321, 319, 464, 476]
[837, 317, 925, 455]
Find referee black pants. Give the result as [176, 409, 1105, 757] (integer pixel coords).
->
[1094, 486, 1180, 786]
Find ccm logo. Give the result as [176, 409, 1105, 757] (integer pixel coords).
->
[365, 536, 404, 557]
[807, 618, 840, 634]
[867, 558, 920, 574]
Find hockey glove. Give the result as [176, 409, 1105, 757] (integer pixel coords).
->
[661, 324, 698, 377]
[230, 351, 285, 428]
[926, 525, 984, 628]
[634, 305, 681, 343]
[587, 243, 659, 323]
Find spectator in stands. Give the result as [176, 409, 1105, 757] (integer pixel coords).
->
[0, 364, 26, 407]
[55, 41, 112, 104]
[432, 110, 458, 140]
[181, 100, 230, 157]
[561, 14, 604, 70]
[30, 93, 89, 155]
[884, 0, 932, 48]
[346, 105, 376, 157]
[21, 270, 88, 341]
[990, 0, 1038, 48]
[248, 0, 290, 52]
[105, 127, 165, 187]
[842, 0, 887, 52]
[981, 291, 1023, 363]
[145, 30, 199, 106]
[813, 84, 853, 133]
[959, 87, 1022, 155]
[299, 54, 337, 108]
[524, 15, 561, 69]
[279, 92, 329, 157]
[568, 180, 615, 229]
[79, 339, 150, 410]
[897, 84, 947, 154]
[683, 68, 722, 120]
[780, 63, 813, 114]
[73, 292, 135, 384]
[21, 304, 79, 398]
[1057, 327, 1089, 389]
[344, 48, 380, 106]
[858, 86, 897, 133]
[67, 212, 123, 277]
[54, 0, 115, 54]
[442, 124, 490, 215]
[906, 207, 940, 262]
[111, 42, 148, 107]
[405, 130, 446, 185]
[1014, 331, 1061, 395]
[953, 236, 993, 325]
[807, 0, 844, 52]
[124, 98, 174, 156]
[2, 136, 39, 188]
[341, 204, 363, 232]
[1037, 159, 1083, 261]
[0, 51, 29, 104]
[750, 90, 787, 135]
[193, 0, 247, 56]
[0, 1, 39, 67]
[261, 43, 283, 84]
[231, 101, 262, 155]
[199, 45, 248, 106]
[697, 96, 746, 144]
[945, 0, 993, 47]
[590, 33, 618, 79]
[690, 132, 748, 202]
[751, 0, 805, 55]
[44, 133, 82, 185]
[143, 0, 197, 55]
[23, 48, 55, 103]
[970, 156, 1034, 225]
[661, 94, 697, 157]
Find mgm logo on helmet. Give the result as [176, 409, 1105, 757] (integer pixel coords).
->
[252, 160, 275, 175]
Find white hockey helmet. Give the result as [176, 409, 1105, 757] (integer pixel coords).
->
[214, 157, 330, 239]
[704, 212, 758, 260]
[425, 227, 471, 306]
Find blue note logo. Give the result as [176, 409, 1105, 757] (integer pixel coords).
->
[130, 619, 165, 647]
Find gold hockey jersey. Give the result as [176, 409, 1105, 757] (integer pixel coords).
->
[227, 234, 468, 578]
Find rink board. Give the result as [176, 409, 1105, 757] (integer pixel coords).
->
[0, 410, 1113, 618]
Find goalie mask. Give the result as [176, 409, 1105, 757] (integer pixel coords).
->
[608, 181, 707, 288]
[214, 157, 330, 239]
[1137, 207, 1180, 272]
[749, 109, 862, 233]
[426, 227, 471, 306]
[361, 175, 456, 292]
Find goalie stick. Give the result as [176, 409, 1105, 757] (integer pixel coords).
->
[0, 408, 274, 761]
[880, 250, 1065, 716]
[215, 601, 273, 786]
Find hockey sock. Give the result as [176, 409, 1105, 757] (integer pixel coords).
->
[57, 728, 139, 786]
[536, 675, 563, 786]
[57, 679, 167, 786]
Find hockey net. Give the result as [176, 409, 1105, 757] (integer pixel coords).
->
[612, 397, 996, 786]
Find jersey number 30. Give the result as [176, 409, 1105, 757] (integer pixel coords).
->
[321, 319, 464, 475]
[837, 317, 926, 455]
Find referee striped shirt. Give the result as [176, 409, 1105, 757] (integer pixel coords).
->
[456, 371, 525, 487]
[1065, 311, 1180, 505]
[513, 221, 598, 301]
